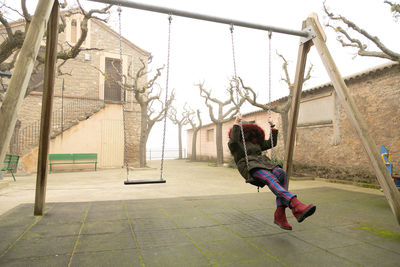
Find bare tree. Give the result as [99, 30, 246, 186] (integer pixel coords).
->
[323, 1, 400, 62]
[198, 80, 245, 166]
[168, 104, 190, 159]
[239, 53, 313, 151]
[185, 106, 202, 161]
[122, 58, 174, 167]
[0, 0, 112, 100]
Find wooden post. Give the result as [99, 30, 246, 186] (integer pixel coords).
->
[34, 0, 59, 216]
[283, 21, 312, 178]
[0, 0, 55, 165]
[307, 15, 400, 225]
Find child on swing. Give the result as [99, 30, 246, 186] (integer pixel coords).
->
[228, 114, 316, 230]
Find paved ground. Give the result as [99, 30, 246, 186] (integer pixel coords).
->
[0, 160, 399, 266]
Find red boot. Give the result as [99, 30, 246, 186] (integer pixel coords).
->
[274, 206, 292, 230]
[289, 197, 316, 223]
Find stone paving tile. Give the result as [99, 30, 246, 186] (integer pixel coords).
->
[81, 220, 131, 235]
[182, 225, 240, 243]
[280, 249, 357, 267]
[290, 228, 363, 250]
[246, 233, 320, 258]
[1, 236, 76, 260]
[161, 205, 204, 217]
[240, 208, 275, 224]
[330, 243, 400, 267]
[131, 217, 178, 231]
[0, 210, 36, 228]
[223, 260, 283, 267]
[24, 222, 81, 239]
[0, 226, 29, 254]
[170, 214, 218, 229]
[125, 207, 167, 219]
[210, 210, 263, 225]
[196, 239, 279, 266]
[0, 255, 70, 267]
[75, 232, 136, 253]
[85, 208, 126, 222]
[224, 222, 282, 238]
[0, 188, 400, 266]
[40, 203, 89, 224]
[140, 243, 211, 267]
[70, 249, 141, 267]
[135, 228, 192, 249]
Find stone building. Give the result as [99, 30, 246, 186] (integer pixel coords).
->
[1, 12, 150, 173]
[187, 62, 400, 184]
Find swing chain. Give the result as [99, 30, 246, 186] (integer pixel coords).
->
[118, 6, 130, 180]
[230, 24, 250, 171]
[159, 14, 173, 181]
[230, 24, 240, 102]
[267, 31, 276, 160]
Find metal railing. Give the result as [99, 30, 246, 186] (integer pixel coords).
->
[11, 97, 104, 155]
[147, 148, 187, 160]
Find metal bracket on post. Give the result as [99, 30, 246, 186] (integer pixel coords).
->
[299, 26, 315, 44]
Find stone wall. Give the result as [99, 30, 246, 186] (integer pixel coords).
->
[3, 16, 150, 168]
[188, 63, 400, 184]
[291, 63, 400, 183]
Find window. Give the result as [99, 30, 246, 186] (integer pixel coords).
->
[297, 94, 334, 126]
[71, 19, 77, 43]
[207, 129, 214, 142]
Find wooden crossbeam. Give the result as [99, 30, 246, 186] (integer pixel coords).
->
[34, 0, 60, 216]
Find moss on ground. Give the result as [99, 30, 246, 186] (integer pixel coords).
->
[359, 222, 400, 241]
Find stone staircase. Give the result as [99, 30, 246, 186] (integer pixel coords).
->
[11, 98, 106, 156]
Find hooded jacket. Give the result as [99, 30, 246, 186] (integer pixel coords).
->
[228, 123, 278, 187]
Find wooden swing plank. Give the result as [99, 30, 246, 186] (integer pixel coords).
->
[124, 179, 166, 185]
[307, 15, 400, 225]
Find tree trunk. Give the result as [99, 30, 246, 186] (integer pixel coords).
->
[139, 107, 148, 167]
[191, 128, 199, 161]
[178, 124, 182, 159]
[215, 122, 224, 166]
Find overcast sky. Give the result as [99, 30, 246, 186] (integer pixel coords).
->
[25, 0, 400, 151]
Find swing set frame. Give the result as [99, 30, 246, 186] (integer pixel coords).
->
[0, 0, 399, 225]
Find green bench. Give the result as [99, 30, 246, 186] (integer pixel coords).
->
[48, 153, 98, 173]
[1, 154, 20, 181]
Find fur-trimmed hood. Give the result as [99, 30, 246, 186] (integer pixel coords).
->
[228, 123, 265, 145]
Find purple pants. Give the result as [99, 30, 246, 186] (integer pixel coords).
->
[251, 168, 295, 207]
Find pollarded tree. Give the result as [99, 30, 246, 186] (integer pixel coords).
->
[122, 58, 174, 167]
[198, 80, 245, 166]
[239, 53, 313, 151]
[323, 1, 400, 63]
[0, 0, 112, 100]
[185, 106, 202, 161]
[168, 104, 190, 159]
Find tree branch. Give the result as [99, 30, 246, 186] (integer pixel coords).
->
[324, 1, 400, 62]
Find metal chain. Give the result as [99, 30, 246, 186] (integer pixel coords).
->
[230, 24, 249, 170]
[159, 15, 172, 181]
[267, 31, 276, 160]
[118, 6, 130, 180]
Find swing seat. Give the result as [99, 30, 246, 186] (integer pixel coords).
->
[380, 145, 400, 191]
[124, 179, 166, 185]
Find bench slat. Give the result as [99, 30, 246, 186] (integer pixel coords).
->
[73, 153, 97, 160]
[48, 153, 97, 173]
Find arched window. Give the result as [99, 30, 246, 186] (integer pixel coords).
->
[71, 19, 77, 43]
